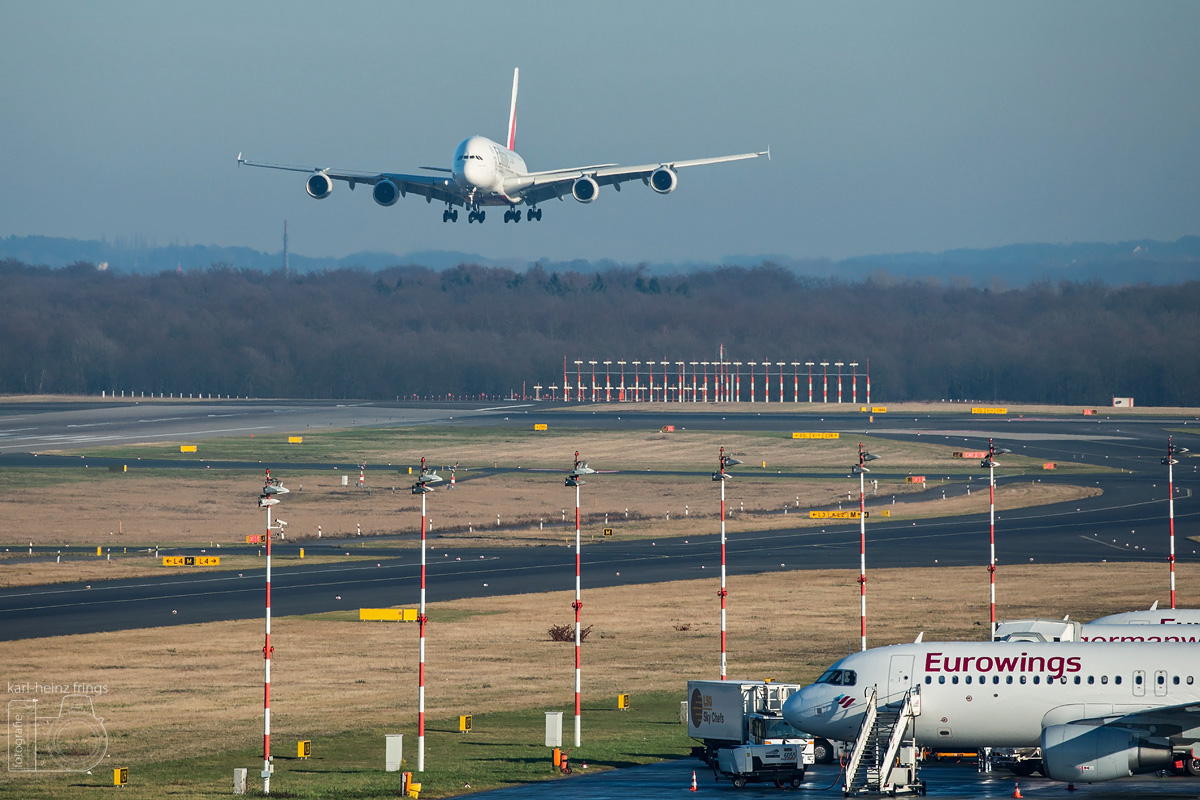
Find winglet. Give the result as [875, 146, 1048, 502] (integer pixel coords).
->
[237, 152, 244, 166]
[1150, 600, 1159, 610]
[914, 631, 924, 643]
[506, 68, 519, 151]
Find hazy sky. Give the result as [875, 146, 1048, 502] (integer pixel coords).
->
[3, 1, 1198, 264]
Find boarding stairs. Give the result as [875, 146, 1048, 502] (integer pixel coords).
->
[843, 687, 922, 796]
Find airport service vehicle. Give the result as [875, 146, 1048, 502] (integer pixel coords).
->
[713, 742, 812, 789]
[996, 618, 1200, 643]
[686, 680, 828, 765]
[239, 69, 767, 223]
[783, 641, 1200, 787]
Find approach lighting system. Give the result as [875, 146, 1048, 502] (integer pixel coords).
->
[257, 469, 288, 795]
[983, 438, 1011, 638]
[853, 443, 878, 652]
[715, 447, 741, 678]
[1165, 437, 1188, 608]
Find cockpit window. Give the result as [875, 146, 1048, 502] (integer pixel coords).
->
[817, 669, 856, 686]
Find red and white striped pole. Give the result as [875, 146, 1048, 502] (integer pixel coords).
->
[263, 491, 273, 794]
[418, 457, 429, 771]
[983, 440, 1009, 639]
[866, 359, 871, 404]
[572, 451, 584, 745]
[1165, 437, 1186, 609]
[777, 362, 785, 403]
[719, 448, 728, 678]
[853, 445, 878, 652]
[850, 362, 859, 405]
[806, 362, 814, 403]
[792, 362, 799, 403]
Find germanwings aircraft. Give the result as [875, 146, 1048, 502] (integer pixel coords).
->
[238, 69, 768, 224]
[782, 641, 1200, 783]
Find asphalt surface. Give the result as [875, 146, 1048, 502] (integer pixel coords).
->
[1, 401, 1198, 642]
[467, 758, 1200, 799]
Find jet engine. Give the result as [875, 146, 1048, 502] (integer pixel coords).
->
[572, 176, 599, 203]
[1041, 723, 1173, 783]
[372, 179, 400, 207]
[649, 166, 678, 194]
[306, 173, 333, 200]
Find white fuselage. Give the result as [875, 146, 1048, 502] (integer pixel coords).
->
[452, 136, 528, 204]
[1092, 609, 1200, 625]
[783, 641, 1200, 748]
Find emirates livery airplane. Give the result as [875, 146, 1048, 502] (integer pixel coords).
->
[783, 640, 1200, 784]
[238, 69, 768, 224]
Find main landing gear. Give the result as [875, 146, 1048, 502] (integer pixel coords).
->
[442, 208, 460, 223]
[505, 207, 542, 223]
[467, 209, 486, 223]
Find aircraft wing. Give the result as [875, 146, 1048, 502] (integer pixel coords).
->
[237, 155, 468, 207]
[512, 149, 769, 206]
[1102, 702, 1200, 739]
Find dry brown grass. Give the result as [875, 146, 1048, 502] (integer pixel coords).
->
[0, 561, 1192, 771]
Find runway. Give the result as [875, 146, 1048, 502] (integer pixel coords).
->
[0, 400, 1196, 641]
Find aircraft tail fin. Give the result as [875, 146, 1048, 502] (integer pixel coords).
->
[506, 68, 519, 151]
[1150, 600, 1159, 610]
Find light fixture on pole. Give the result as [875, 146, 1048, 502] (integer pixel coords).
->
[820, 362, 829, 403]
[258, 470, 289, 795]
[1164, 437, 1188, 609]
[689, 361, 699, 402]
[565, 452, 596, 745]
[805, 361, 814, 403]
[662, 361, 672, 403]
[849, 362, 859, 404]
[835, 361, 844, 403]
[747, 361, 757, 403]
[574, 360, 583, 402]
[981, 439, 1011, 639]
[617, 360, 626, 402]
[701, 361, 710, 403]
[411, 458, 443, 772]
[791, 362, 800, 403]
[603, 360, 612, 402]
[713, 447, 742, 678]
[853, 444, 879, 652]
[776, 362, 786, 403]
[733, 361, 741, 403]
[632, 361, 641, 402]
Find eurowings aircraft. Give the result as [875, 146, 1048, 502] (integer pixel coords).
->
[782, 641, 1200, 783]
[238, 68, 768, 224]
[1092, 609, 1200, 625]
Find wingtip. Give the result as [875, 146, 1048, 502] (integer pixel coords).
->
[236, 152, 244, 165]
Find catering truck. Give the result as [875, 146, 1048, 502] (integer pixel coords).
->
[686, 680, 832, 765]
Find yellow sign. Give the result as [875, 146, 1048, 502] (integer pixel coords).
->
[180, 445, 197, 453]
[792, 432, 839, 439]
[459, 714, 472, 733]
[534, 423, 548, 431]
[971, 407, 1008, 415]
[872, 407, 888, 413]
[881, 509, 891, 517]
[288, 436, 303, 443]
[114, 768, 128, 786]
[809, 510, 866, 519]
[162, 556, 220, 566]
[297, 740, 311, 759]
[246, 534, 263, 544]
[359, 608, 419, 622]
[603, 528, 613, 537]
[618, 693, 630, 710]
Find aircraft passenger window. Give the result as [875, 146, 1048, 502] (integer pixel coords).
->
[843, 671, 857, 686]
[938, 676, 946, 684]
[1087, 676, 1094, 685]
[965, 676, 972, 684]
[1033, 676, 1040, 685]
[1189, 676, 1195, 685]
[1006, 676, 1013, 685]
[1115, 676, 1122, 685]
[952, 676, 959, 685]
[1101, 676, 1108, 684]
[993, 676, 999, 684]
[1173, 676, 1180, 685]
[1158, 675, 1166, 685]
[1074, 676, 1081, 684]
[925, 676, 932, 685]
[1020, 676, 1027, 684]
[1135, 674, 1143, 685]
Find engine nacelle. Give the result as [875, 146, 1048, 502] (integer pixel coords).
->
[306, 173, 333, 200]
[1041, 723, 1173, 783]
[372, 179, 400, 207]
[649, 166, 678, 194]
[572, 176, 599, 203]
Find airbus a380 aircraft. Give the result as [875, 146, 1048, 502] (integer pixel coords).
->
[783, 641, 1200, 783]
[238, 69, 767, 224]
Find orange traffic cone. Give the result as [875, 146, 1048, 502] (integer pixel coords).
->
[691, 770, 698, 791]
[1013, 781, 1023, 798]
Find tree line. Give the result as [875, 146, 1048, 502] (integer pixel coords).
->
[1, 258, 1197, 406]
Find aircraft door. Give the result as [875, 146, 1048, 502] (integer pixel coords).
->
[1154, 670, 1168, 697]
[1133, 670, 1146, 697]
[888, 655, 915, 704]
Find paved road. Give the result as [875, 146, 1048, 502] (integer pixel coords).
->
[0, 401, 1196, 640]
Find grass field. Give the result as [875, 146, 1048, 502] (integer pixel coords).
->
[1, 561, 1194, 799]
